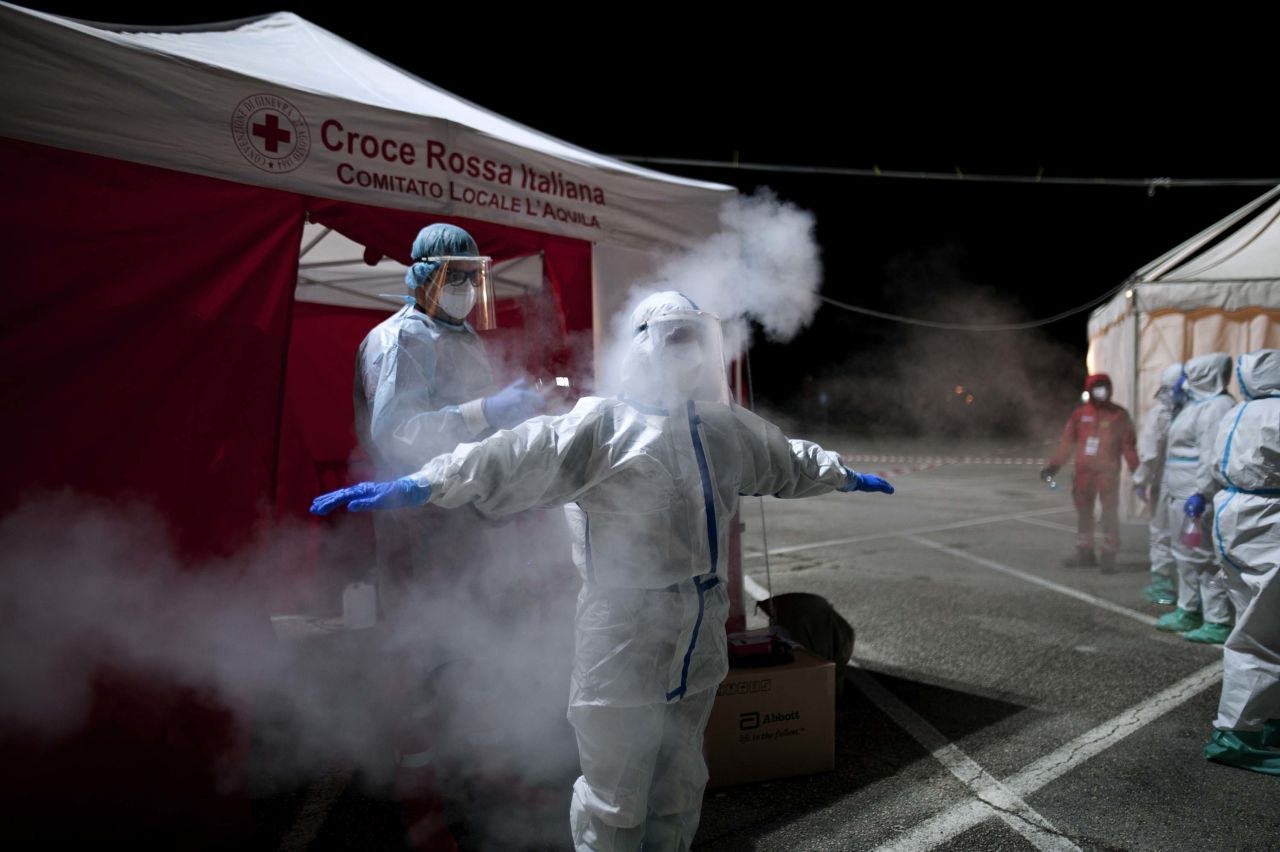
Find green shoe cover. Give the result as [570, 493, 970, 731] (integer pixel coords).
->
[1204, 729, 1280, 775]
[1184, 622, 1233, 644]
[1142, 580, 1177, 606]
[1155, 608, 1203, 633]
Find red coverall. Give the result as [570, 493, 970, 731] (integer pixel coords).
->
[1046, 374, 1139, 556]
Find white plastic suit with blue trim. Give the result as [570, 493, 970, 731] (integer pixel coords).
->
[1161, 352, 1236, 624]
[1209, 349, 1280, 732]
[399, 293, 860, 851]
[355, 303, 496, 475]
[355, 222, 499, 479]
[354, 225, 499, 613]
[1134, 362, 1185, 591]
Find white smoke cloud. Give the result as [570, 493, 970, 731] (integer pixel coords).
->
[0, 493, 578, 809]
[598, 190, 823, 396]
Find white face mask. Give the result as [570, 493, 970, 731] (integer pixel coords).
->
[1091, 386, 1110, 403]
[435, 283, 476, 322]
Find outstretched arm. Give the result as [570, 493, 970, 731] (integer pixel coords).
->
[315, 399, 605, 516]
[732, 407, 894, 499]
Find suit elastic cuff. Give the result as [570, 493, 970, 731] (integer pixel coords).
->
[460, 398, 489, 436]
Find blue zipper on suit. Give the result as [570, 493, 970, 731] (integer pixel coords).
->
[667, 401, 721, 701]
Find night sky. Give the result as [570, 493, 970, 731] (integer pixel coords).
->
[16, 3, 1276, 437]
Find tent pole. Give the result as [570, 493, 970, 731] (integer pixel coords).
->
[1129, 287, 1140, 520]
[1130, 287, 1140, 416]
[299, 225, 331, 258]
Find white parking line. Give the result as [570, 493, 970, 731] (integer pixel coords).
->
[749, 543, 1078, 849]
[1015, 516, 1079, 534]
[744, 505, 1074, 559]
[874, 662, 1223, 851]
[851, 668, 1081, 852]
[841, 455, 1046, 466]
[745, 496, 1220, 850]
[906, 536, 1158, 627]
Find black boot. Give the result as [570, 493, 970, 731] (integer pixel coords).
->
[1063, 548, 1096, 567]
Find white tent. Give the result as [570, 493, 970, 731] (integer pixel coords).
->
[1087, 186, 1280, 513]
[1088, 185, 1280, 416]
[0, 3, 732, 248]
[0, 2, 736, 342]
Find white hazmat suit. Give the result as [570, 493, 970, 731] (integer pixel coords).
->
[356, 303, 497, 474]
[1156, 353, 1236, 632]
[320, 293, 892, 850]
[349, 225, 547, 849]
[356, 302, 498, 612]
[1208, 350, 1280, 735]
[1133, 363, 1184, 604]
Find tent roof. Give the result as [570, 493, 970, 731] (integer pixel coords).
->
[1132, 185, 1280, 285]
[1088, 185, 1280, 336]
[0, 3, 734, 251]
[42, 8, 724, 193]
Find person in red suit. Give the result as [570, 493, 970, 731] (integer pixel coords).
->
[1041, 374, 1139, 571]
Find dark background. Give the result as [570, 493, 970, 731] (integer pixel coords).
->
[18, 3, 1276, 441]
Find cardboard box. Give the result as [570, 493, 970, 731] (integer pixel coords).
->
[704, 647, 835, 788]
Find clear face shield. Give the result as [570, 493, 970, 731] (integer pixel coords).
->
[419, 255, 496, 330]
[639, 309, 731, 406]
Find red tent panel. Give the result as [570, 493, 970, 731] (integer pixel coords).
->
[1, 136, 305, 558]
[0, 137, 305, 842]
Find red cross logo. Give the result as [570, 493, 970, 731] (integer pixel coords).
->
[232, 94, 311, 174]
[252, 113, 292, 153]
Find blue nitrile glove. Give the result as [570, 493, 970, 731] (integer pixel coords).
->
[310, 477, 432, 515]
[1183, 494, 1206, 518]
[482, 378, 545, 429]
[840, 469, 895, 494]
[1134, 484, 1150, 503]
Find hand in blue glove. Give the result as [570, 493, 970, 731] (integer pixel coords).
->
[840, 469, 895, 494]
[1183, 494, 1206, 518]
[1134, 484, 1150, 503]
[483, 378, 545, 430]
[310, 477, 432, 515]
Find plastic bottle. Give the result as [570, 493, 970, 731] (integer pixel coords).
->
[1180, 514, 1203, 549]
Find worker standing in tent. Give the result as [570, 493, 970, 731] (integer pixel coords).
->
[1041, 374, 1139, 572]
[1154, 352, 1237, 642]
[356, 223, 544, 607]
[315, 292, 896, 852]
[354, 222, 545, 848]
[1200, 350, 1280, 774]
[1133, 363, 1186, 605]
